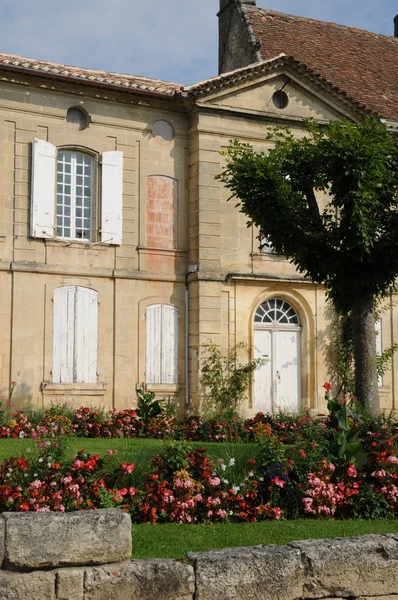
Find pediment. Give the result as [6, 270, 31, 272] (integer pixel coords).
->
[195, 70, 357, 122]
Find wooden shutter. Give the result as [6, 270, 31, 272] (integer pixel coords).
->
[75, 287, 98, 383]
[375, 319, 382, 386]
[101, 151, 123, 245]
[146, 304, 178, 384]
[31, 138, 56, 239]
[53, 286, 75, 383]
[161, 305, 178, 384]
[146, 304, 162, 384]
[53, 286, 98, 384]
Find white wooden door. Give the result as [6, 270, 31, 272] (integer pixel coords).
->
[253, 329, 273, 413]
[276, 330, 300, 412]
[254, 328, 301, 413]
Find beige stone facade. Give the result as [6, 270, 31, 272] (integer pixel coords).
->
[0, 44, 396, 415]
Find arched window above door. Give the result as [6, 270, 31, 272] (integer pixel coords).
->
[254, 298, 300, 326]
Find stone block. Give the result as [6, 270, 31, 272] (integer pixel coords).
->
[189, 544, 304, 600]
[0, 517, 5, 567]
[84, 559, 195, 600]
[0, 570, 55, 600]
[56, 568, 84, 600]
[290, 534, 398, 598]
[3, 509, 131, 569]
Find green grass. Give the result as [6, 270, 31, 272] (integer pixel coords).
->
[0, 438, 259, 464]
[132, 519, 398, 559]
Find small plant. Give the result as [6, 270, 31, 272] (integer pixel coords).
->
[136, 385, 162, 431]
[325, 383, 367, 469]
[200, 342, 265, 418]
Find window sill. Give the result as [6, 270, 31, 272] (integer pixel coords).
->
[146, 384, 180, 394]
[45, 239, 109, 251]
[252, 252, 285, 260]
[42, 383, 107, 396]
[137, 247, 187, 257]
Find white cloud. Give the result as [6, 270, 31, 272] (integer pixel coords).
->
[0, 0, 395, 85]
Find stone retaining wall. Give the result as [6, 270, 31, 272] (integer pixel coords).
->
[0, 509, 397, 599]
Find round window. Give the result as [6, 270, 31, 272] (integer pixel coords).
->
[66, 107, 89, 131]
[152, 120, 174, 143]
[272, 90, 289, 110]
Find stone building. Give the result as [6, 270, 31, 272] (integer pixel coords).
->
[0, 0, 397, 414]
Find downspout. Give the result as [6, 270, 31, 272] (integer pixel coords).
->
[185, 272, 189, 407]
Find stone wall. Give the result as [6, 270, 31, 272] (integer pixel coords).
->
[0, 509, 397, 599]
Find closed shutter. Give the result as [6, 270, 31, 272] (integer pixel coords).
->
[161, 304, 178, 384]
[146, 304, 178, 384]
[146, 304, 162, 384]
[31, 138, 56, 239]
[53, 286, 75, 383]
[101, 151, 123, 245]
[75, 287, 98, 383]
[53, 286, 98, 384]
[375, 319, 382, 386]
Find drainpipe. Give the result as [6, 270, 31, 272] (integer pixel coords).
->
[185, 272, 189, 408]
[185, 264, 198, 408]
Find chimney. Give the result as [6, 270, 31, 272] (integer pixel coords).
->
[395, 15, 398, 37]
[218, 0, 257, 74]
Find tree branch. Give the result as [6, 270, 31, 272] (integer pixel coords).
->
[304, 185, 322, 225]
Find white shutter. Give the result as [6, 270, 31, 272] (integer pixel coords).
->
[146, 304, 178, 384]
[75, 287, 98, 383]
[375, 319, 382, 387]
[53, 286, 75, 384]
[101, 151, 123, 245]
[146, 304, 162, 384]
[161, 305, 178, 384]
[31, 138, 56, 239]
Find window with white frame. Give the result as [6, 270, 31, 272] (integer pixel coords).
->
[52, 286, 98, 384]
[146, 304, 178, 384]
[31, 138, 123, 245]
[57, 150, 94, 241]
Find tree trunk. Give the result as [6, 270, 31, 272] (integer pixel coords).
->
[351, 292, 380, 415]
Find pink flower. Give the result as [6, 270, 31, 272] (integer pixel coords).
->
[387, 455, 398, 464]
[299, 450, 306, 458]
[272, 477, 285, 488]
[121, 462, 135, 474]
[347, 464, 357, 478]
[208, 477, 220, 487]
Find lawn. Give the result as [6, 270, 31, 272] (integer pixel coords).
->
[132, 519, 398, 559]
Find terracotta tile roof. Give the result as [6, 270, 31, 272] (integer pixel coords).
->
[0, 52, 182, 97]
[245, 6, 398, 120]
[184, 54, 372, 117]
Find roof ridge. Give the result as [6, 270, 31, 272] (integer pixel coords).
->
[183, 53, 285, 91]
[249, 6, 398, 41]
[0, 50, 183, 88]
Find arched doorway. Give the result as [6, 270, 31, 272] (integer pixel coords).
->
[253, 298, 301, 413]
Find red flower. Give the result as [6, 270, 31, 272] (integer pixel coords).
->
[323, 382, 332, 391]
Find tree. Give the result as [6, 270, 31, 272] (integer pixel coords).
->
[218, 117, 398, 414]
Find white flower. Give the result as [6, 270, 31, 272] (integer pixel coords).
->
[38, 458, 43, 463]
[228, 510, 234, 516]
[232, 485, 240, 494]
[259, 476, 264, 482]
[19, 431, 25, 439]
[229, 458, 235, 467]
[248, 471, 254, 478]
[34, 473, 38, 477]
[221, 463, 227, 472]
[222, 478, 229, 485]
[26, 448, 31, 453]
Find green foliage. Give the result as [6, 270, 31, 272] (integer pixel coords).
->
[200, 342, 265, 418]
[136, 387, 162, 429]
[218, 117, 398, 313]
[327, 396, 367, 467]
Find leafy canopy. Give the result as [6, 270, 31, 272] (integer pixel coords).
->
[218, 117, 398, 313]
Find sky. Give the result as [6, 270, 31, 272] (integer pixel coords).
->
[0, 0, 396, 85]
